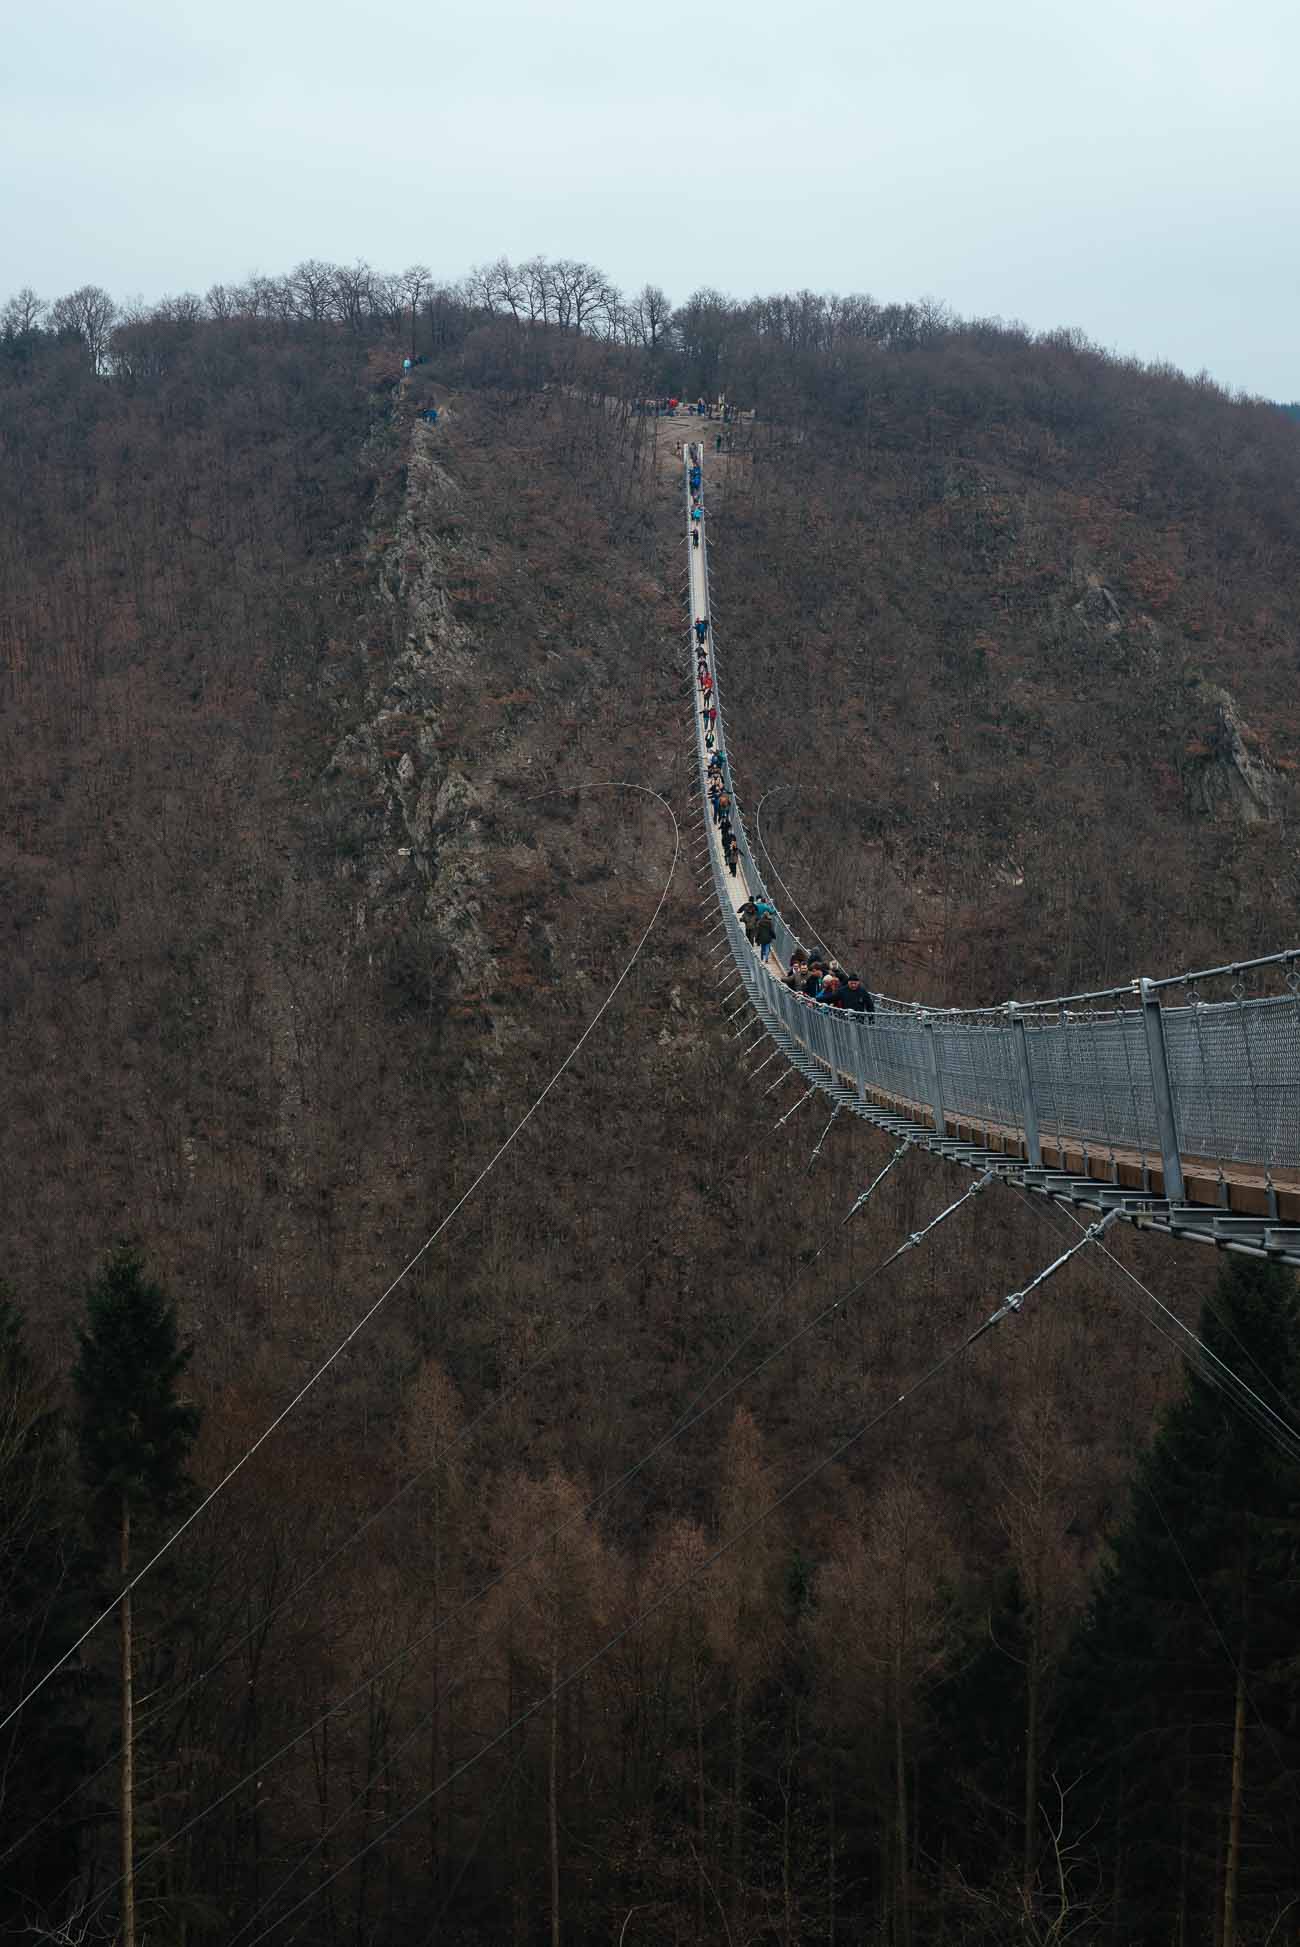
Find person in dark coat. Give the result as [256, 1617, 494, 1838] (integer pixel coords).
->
[842, 975, 875, 1015]
[739, 899, 758, 943]
[753, 910, 776, 964]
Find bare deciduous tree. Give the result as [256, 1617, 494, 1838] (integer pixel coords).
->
[1, 286, 47, 336]
[289, 258, 336, 322]
[629, 283, 672, 353]
[48, 284, 117, 368]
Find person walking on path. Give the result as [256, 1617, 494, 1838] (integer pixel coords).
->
[754, 907, 776, 964]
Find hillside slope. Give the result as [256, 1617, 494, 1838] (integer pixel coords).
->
[1, 301, 1298, 1943]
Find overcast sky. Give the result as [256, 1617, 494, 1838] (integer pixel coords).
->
[5, 0, 1298, 396]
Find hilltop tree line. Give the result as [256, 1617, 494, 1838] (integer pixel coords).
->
[12, 250, 1289, 411]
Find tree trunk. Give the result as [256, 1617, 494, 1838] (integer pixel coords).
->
[731, 1677, 745, 1943]
[120, 1494, 136, 1947]
[549, 1630, 561, 1947]
[894, 1648, 911, 1947]
[1223, 1651, 1247, 1947]
[429, 1512, 443, 1927]
[692, 1647, 707, 1936]
[1177, 1731, 1191, 1947]
[827, 1654, 837, 1947]
[781, 1700, 797, 1947]
[1023, 1590, 1042, 1906]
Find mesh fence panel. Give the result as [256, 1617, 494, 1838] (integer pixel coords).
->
[694, 476, 1300, 1178]
[932, 1022, 1022, 1128]
[857, 1017, 933, 1113]
[1165, 998, 1300, 1165]
[1025, 1013, 1159, 1154]
[1027, 1012, 1159, 1144]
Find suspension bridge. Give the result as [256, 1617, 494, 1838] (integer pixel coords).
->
[8, 413, 1300, 1947]
[683, 444, 1300, 1266]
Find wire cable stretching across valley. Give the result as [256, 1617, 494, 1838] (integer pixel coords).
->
[1015, 1189, 1300, 1466]
[76, 1138, 985, 1935]
[239, 1212, 1120, 1947]
[0, 783, 681, 1742]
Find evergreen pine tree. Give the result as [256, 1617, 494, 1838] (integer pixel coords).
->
[0, 1288, 84, 1930]
[1058, 1256, 1300, 1947]
[73, 1245, 198, 1947]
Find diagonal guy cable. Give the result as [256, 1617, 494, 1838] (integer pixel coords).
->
[1015, 1189, 1300, 1467]
[813, 1139, 911, 1259]
[0, 783, 680, 1741]
[241, 1211, 1115, 1947]
[79, 1159, 990, 1934]
[807, 1102, 841, 1166]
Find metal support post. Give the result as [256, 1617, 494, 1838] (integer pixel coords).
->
[1137, 977, 1185, 1203]
[1007, 1003, 1042, 1167]
[920, 1013, 946, 1138]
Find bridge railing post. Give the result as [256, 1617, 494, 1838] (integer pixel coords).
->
[1007, 1003, 1042, 1167]
[1136, 976, 1185, 1203]
[921, 1012, 946, 1138]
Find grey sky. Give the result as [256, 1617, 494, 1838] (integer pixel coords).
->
[5, 0, 1298, 397]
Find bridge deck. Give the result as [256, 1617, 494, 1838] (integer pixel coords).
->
[678, 427, 1300, 1266]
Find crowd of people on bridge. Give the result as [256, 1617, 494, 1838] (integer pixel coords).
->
[690, 444, 876, 1020]
[781, 953, 875, 1014]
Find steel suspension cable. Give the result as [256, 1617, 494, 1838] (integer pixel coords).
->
[1014, 1191, 1300, 1468]
[0, 784, 681, 1741]
[814, 1140, 911, 1258]
[78, 1155, 986, 1934]
[754, 785, 834, 958]
[240, 1212, 1120, 1946]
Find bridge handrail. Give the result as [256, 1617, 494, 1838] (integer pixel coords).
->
[684, 443, 1300, 1187]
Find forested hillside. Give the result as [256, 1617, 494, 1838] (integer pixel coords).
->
[2, 263, 1299, 1945]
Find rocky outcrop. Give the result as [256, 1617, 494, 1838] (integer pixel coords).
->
[1072, 572, 1124, 633]
[1186, 684, 1284, 825]
[322, 404, 500, 1003]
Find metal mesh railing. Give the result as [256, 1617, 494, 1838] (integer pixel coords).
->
[685, 448, 1300, 1184]
[1025, 1012, 1159, 1159]
[1165, 997, 1300, 1166]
